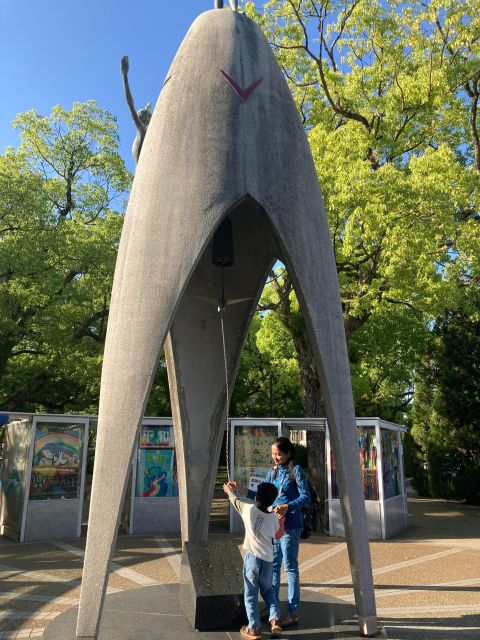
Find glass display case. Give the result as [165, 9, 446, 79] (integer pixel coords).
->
[127, 419, 180, 534]
[0, 418, 33, 540]
[326, 418, 407, 539]
[136, 424, 177, 498]
[22, 415, 89, 542]
[1, 413, 407, 542]
[29, 422, 84, 500]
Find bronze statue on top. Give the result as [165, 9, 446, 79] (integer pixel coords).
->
[121, 55, 152, 166]
[215, 1, 239, 9]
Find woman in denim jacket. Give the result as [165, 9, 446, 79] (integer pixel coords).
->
[264, 437, 311, 627]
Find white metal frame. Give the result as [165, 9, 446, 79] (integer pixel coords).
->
[397, 430, 406, 497]
[326, 417, 407, 540]
[20, 414, 89, 542]
[128, 417, 174, 534]
[19, 418, 35, 543]
[325, 424, 333, 530]
[0, 417, 32, 539]
[375, 420, 386, 538]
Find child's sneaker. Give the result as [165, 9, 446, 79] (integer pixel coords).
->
[240, 626, 261, 640]
[270, 619, 282, 638]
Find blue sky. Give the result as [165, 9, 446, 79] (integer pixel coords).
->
[0, 1, 249, 173]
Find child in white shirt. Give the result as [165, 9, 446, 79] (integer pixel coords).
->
[224, 481, 284, 640]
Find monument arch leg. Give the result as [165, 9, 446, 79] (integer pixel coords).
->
[270, 216, 377, 637]
[75, 232, 226, 638]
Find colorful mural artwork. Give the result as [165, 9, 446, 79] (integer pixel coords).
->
[139, 425, 173, 448]
[330, 447, 338, 499]
[331, 425, 379, 500]
[381, 429, 400, 498]
[0, 420, 32, 531]
[358, 426, 379, 500]
[30, 426, 83, 500]
[136, 449, 175, 497]
[233, 425, 278, 489]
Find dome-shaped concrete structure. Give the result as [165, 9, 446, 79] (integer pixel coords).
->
[76, 9, 377, 638]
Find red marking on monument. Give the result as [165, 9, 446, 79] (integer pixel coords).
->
[220, 70, 263, 101]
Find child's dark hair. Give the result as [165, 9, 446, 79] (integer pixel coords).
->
[256, 482, 277, 509]
[273, 437, 296, 462]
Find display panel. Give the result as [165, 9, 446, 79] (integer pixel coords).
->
[331, 425, 379, 500]
[136, 448, 175, 497]
[381, 428, 401, 498]
[0, 420, 32, 532]
[233, 424, 278, 495]
[30, 424, 84, 500]
[136, 423, 176, 497]
[139, 424, 174, 448]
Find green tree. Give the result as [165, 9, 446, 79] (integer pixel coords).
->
[0, 102, 131, 412]
[244, 0, 480, 420]
[231, 313, 303, 416]
[411, 297, 480, 503]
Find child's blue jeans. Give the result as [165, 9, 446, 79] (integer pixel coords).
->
[272, 528, 302, 614]
[243, 553, 280, 628]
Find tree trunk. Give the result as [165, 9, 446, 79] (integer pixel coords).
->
[292, 330, 326, 524]
[306, 429, 326, 528]
[0, 373, 49, 411]
[275, 289, 326, 524]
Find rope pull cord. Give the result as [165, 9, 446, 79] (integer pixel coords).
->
[220, 312, 231, 482]
[212, 217, 235, 483]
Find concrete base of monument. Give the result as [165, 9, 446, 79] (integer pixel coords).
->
[44, 585, 387, 640]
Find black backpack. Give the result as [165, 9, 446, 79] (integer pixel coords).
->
[300, 478, 320, 539]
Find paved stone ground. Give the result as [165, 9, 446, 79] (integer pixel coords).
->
[0, 497, 478, 639]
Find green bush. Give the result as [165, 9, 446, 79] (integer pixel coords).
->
[403, 431, 429, 496]
[453, 459, 480, 506]
[426, 444, 462, 499]
[425, 445, 480, 504]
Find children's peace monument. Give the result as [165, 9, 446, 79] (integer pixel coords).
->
[50, 4, 379, 638]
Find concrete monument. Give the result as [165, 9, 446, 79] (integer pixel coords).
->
[76, 6, 377, 639]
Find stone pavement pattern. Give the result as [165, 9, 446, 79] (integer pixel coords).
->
[0, 498, 478, 639]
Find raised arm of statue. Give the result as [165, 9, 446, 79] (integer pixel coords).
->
[121, 56, 152, 166]
[121, 55, 143, 132]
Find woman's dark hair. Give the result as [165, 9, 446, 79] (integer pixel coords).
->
[272, 437, 295, 462]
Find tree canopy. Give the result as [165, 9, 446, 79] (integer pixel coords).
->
[244, 0, 480, 422]
[0, 102, 131, 412]
[411, 291, 480, 502]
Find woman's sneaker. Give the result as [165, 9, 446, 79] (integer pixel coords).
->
[270, 619, 282, 638]
[279, 614, 299, 628]
[240, 626, 261, 640]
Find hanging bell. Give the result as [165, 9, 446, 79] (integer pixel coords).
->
[212, 218, 234, 267]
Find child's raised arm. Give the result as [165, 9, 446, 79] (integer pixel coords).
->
[223, 482, 233, 497]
